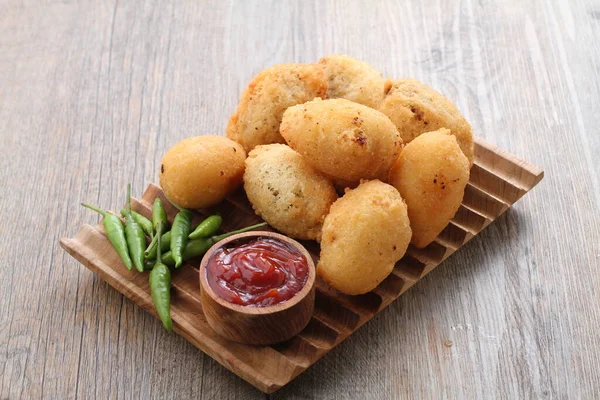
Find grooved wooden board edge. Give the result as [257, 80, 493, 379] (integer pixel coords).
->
[60, 136, 543, 393]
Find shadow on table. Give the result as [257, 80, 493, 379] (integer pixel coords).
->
[59, 207, 526, 398]
[272, 208, 525, 399]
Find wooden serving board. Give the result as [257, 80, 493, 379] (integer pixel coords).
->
[60, 136, 543, 394]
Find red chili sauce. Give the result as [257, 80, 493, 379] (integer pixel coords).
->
[206, 237, 309, 307]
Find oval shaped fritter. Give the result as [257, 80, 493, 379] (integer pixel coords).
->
[318, 180, 412, 295]
[244, 144, 337, 241]
[160, 136, 246, 209]
[280, 98, 402, 185]
[226, 63, 328, 152]
[379, 78, 474, 165]
[389, 129, 470, 248]
[319, 54, 385, 109]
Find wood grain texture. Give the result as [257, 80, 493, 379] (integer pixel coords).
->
[59, 141, 542, 394]
[198, 231, 317, 346]
[1, 0, 599, 398]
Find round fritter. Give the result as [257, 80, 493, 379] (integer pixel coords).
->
[244, 144, 337, 241]
[160, 136, 246, 209]
[280, 98, 402, 184]
[378, 78, 474, 165]
[388, 129, 470, 248]
[318, 180, 412, 295]
[319, 54, 385, 109]
[226, 63, 328, 152]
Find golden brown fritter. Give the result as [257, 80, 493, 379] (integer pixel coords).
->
[280, 98, 402, 185]
[379, 78, 474, 165]
[388, 129, 470, 248]
[319, 54, 385, 109]
[226, 63, 328, 152]
[160, 136, 246, 209]
[318, 180, 412, 295]
[244, 144, 337, 241]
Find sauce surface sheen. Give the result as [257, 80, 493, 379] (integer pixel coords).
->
[206, 237, 309, 307]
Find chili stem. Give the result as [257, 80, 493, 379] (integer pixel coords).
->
[211, 222, 268, 243]
[81, 203, 107, 217]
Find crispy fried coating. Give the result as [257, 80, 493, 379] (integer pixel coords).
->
[319, 54, 385, 109]
[244, 144, 337, 241]
[388, 129, 470, 248]
[160, 136, 246, 209]
[280, 98, 401, 184]
[226, 63, 328, 152]
[379, 78, 474, 165]
[317, 180, 412, 295]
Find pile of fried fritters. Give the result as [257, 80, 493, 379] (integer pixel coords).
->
[227, 55, 473, 295]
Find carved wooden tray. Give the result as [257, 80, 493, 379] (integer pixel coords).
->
[60, 136, 543, 393]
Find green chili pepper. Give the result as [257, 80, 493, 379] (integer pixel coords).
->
[170, 209, 192, 268]
[149, 222, 173, 331]
[145, 198, 169, 257]
[144, 259, 155, 271]
[161, 239, 212, 267]
[188, 215, 222, 240]
[81, 203, 133, 270]
[145, 231, 171, 260]
[123, 184, 147, 272]
[120, 209, 153, 237]
[145, 234, 159, 259]
[161, 222, 267, 267]
[152, 198, 168, 233]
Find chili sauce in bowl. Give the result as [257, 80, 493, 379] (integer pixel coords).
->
[199, 231, 315, 345]
[206, 236, 309, 307]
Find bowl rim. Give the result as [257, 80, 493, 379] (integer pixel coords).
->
[199, 231, 316, 315]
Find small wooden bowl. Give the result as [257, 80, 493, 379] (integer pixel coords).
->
[199, 231, 316, 345]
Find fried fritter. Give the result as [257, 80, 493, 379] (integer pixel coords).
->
[160, 136, 246, 209]
[280, 98, 401, 184]
[226, 63, 328, 152]
[388, 129, 470, 248]
[244, 144, 337, 241]
[319, 54, 385, 109]
[317, 180, 412, 295]
[379, 78, 474, 165]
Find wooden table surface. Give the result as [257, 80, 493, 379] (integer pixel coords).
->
[2, 0, 599, 398]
